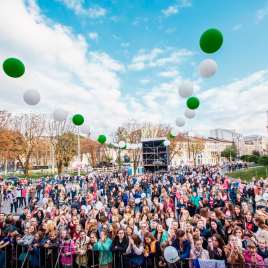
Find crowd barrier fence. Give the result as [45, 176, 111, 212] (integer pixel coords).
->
[3, 245, 268, 268]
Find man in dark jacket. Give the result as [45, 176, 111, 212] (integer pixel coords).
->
[212, 194, 225, 209]
[110, 227, 129, 267]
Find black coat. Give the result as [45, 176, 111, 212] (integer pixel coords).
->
[110, 236, 129, 253]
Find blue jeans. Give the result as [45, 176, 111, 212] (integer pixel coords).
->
[144, 189, 148, 197]
[28, 196, 32, 204]
[0, 250, 5, 268]
[11, 201, 17, 213]
[37, 191, 40, 199]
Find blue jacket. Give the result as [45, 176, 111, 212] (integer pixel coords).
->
[123, 194, 129, 206]
[171, 239, 191, 260]
[29, 239, 45, 266]
[230, 188, 237, 199]
[200, 227, 208, 238]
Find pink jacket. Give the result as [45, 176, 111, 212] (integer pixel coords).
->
[244, 250, 264, 268]
[61, 241, 76, 264]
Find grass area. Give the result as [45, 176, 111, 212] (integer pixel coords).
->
[1, 171, 87, 179]
[226, 166, 268, 182]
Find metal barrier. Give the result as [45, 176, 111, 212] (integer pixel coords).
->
[4, 245, 268, 268]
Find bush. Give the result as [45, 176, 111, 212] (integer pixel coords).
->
[240, 155, 249, 161]
[259, 155, 268, 166]
[248, 155, 260, 164]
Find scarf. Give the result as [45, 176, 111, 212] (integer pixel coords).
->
[194, 248, 203, 259]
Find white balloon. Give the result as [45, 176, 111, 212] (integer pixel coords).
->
[135, 198, 140, 204]
[138, 143, 142, 149]
[198, 59, 217, 78]
[178, 82, 194, 98]
[164, 140, 170, 146]
[126, 143, 131, 149]
[53, 108, 66, 122]
[171, 128, 179, 137]
[184, 108, 196, 119]
[90, 132, 99, 141]
[141, 193, 146, 198]
[80, 124, 91, 134]
[175, 117, 185, 127]
[23, 89, 40, 105]
[119, 141, 125, 148]
[133, 144, 138, 150]
[164, 246, 178, 263]
[166, 218, 173, 228]
[96, 202, 103, 210]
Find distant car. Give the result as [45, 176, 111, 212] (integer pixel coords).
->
[4, 176, 21, 184]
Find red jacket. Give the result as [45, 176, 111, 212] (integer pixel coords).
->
[163, 200, 175, 212]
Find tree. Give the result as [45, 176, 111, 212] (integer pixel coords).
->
[80, 136, 100, 167]
[111, 126, 128, 170]
[259, 155, 268, 166]
[48, 115, 77, 175]
[252, 150, 261, 156]
[240, 155, 249, 161]
[221, 146, 237, 160]
[7, 113, 48, 177]
[248, 155, 260, 164]
[189, 138, 205, 166]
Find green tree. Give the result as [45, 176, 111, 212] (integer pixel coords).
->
[252, 150, 261, 156]
[221, 146, 237, 160]
[240, 155, 249, 161]
[259, 155, 268, 166]
[248, 155, 260, 164]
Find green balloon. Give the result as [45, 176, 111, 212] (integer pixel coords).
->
[199, 28, 223, 54]
[98, 135, 106, 144]
[122, 145, 127, 149]
[169, 132, 175, 138]
[187, 97, 200, 110]
[3, 58, 25, 78]
[72, 114, 84, 126]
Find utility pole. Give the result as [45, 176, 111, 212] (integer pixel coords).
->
[230, 151, 231, 163]
[78, 127, 80, 176]
[52, 143, 55, 175]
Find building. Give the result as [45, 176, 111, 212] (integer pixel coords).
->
[170, 132, 233, 166]
[210, 128, 245, 156]
[244, 135, 268, 156]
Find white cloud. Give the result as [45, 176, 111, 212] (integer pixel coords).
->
[195, 70, 268, 136]
[165, 28, 177, 33]
[0, 0, 130, 133]
[112, 34, 120, 40]
[161, 5, 178, 17]
[128, 48, 193, 70]
[121, 43, 130, 47]
[178, 0, 192, 8]
[231, 24, 242, 31]
[159, 69, 180, 78]
[56, 0, 106, 18]
[89, 32, 98, 41]
[88, 5, 106, 18]
[133, 17, 148, 26]
[139, 79, 150, 84]
[256, 3, 268, 23]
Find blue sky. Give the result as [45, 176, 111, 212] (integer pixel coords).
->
[1, 0, 268, 138]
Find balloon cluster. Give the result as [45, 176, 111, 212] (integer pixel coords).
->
[173, 28, 223, 133]
[118, 141, 142, 150]
[2, 58, 110, 144]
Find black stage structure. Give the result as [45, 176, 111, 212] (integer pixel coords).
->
[141, 137, 170, 173]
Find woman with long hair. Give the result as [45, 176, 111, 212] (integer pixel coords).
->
[223, 218, 236, 244]
[159, 212, 168, 230]
[232, 205, 244, 228]
[214, 208, 226, 226]
[87, 219, 99, 238]
[109, 222, 118, 241]
[143, 232, 162, 266]
[232, 226, 246, 249]
[152, 223, 169, 246]
[223, 235, 245, 268]
[244, 211, 257, 232]
[223, 201, 234, 218]
[126, 233, 144, 254]
[254, 216, 268, 246]
[207, 220, 225, 241]
[207, 234, 226, 260]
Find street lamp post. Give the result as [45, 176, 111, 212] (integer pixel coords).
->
[78, 127, 80, 177]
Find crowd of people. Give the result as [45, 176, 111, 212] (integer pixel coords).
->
[0, 164, 268, 268]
